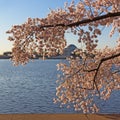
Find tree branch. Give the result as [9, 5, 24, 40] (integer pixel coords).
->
[90, 52, 120, 93]
[83, 52, 120, 73]
[113, 70, 120, 74]
[67, 52, 120, 92]
[37, 12, 120, 29]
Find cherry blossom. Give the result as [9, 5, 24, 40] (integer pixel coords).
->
[6, 0, 120, 113]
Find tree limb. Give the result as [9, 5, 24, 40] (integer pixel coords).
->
[83, 52, 120, 73]
[66, 52, 120, 92]
[89, 52, 120, 93]
[37, 12, 120, 29]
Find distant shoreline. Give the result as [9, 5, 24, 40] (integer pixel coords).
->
[0, 55, 11, 59]
[0, 55, 67, 60]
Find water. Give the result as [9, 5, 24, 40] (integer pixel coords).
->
[0, 59, 119, 114]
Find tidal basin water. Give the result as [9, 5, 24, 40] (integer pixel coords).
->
[0, 59, 119, 114]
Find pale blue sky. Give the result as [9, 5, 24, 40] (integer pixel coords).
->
[0, 0, 118, 54]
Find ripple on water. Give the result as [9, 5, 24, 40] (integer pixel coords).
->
[0, 59, 119, 113]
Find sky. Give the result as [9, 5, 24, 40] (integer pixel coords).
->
[0, 0, 118, 54]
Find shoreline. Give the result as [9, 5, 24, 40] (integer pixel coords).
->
[0, 55, 11, 59]
[0, 114, 119, 120]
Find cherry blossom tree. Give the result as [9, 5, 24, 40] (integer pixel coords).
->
[6, 0, 120, 113]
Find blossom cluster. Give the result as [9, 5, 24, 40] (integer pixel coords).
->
[54, 46, 120, 113]
[6, 0, 120, 113]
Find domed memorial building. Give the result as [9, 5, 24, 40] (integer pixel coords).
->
[49, 44, 78, 59]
